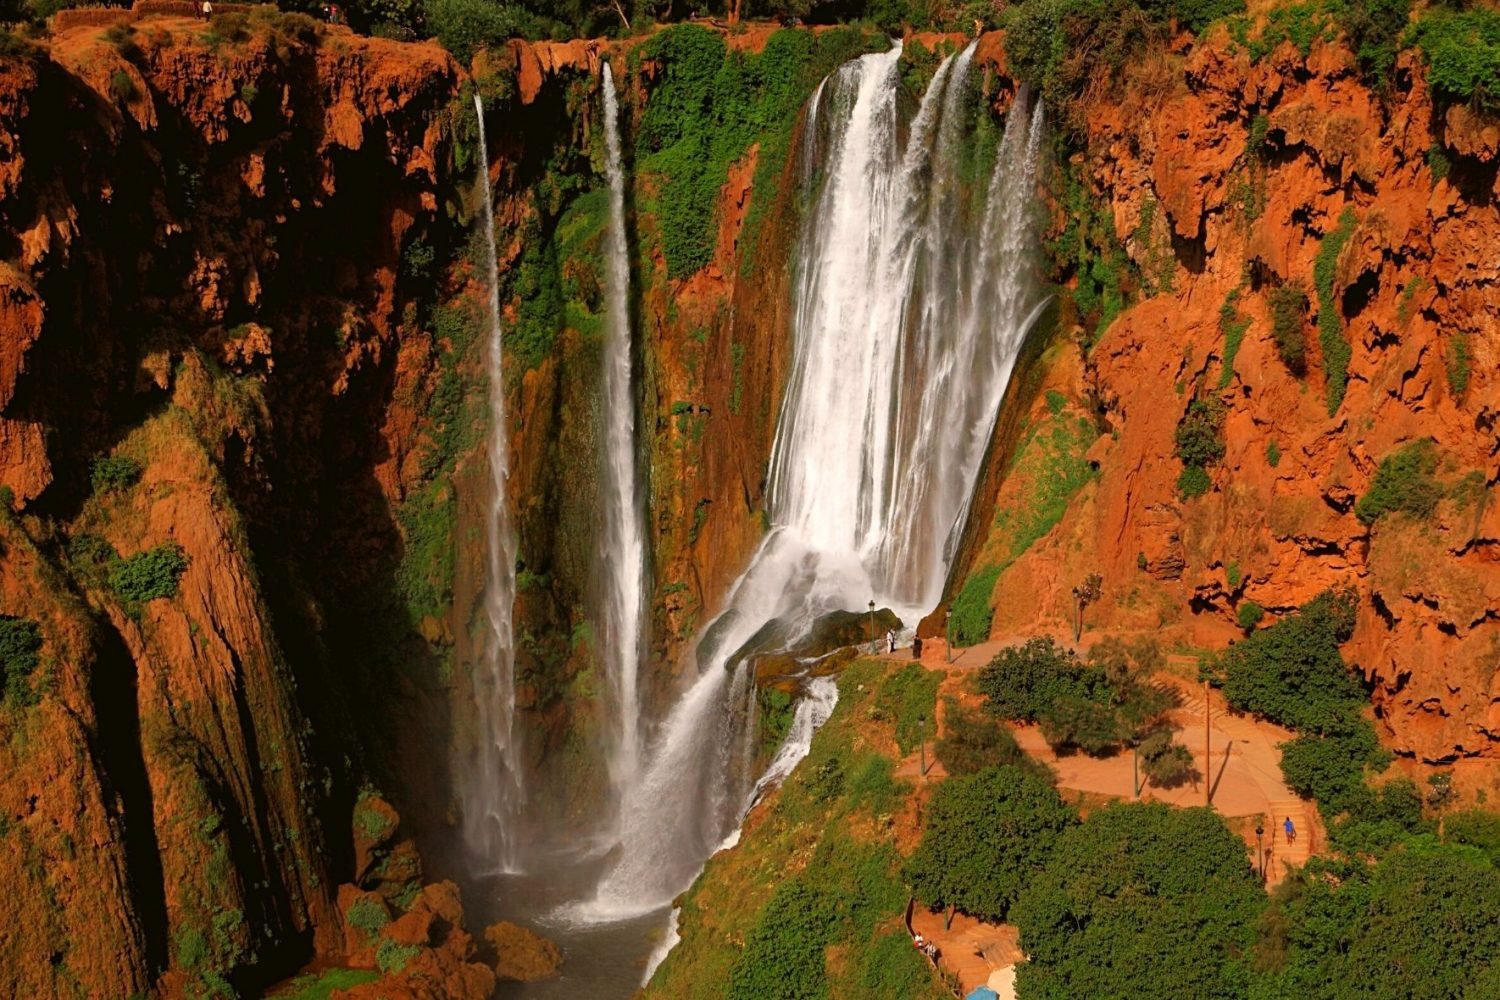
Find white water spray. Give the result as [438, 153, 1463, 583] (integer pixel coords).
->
[598, 61, 648, 800]
[575, 42, 1047, 924]
[463, 91, 524, 873]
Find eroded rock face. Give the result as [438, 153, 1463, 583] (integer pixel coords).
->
[0, 17, 476, 997]
[967, 35, 1498, 763]
[485, 919, 564, 982]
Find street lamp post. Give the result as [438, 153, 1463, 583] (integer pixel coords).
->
[1255, 824, 1265, 882]
[945, 610, 953, 664]
[918, 714, 927, 777]
[868, 599, 876, 647]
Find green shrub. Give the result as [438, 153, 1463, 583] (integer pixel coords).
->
[1354, 439, 1442, 525]
[1177, 464, 1212, 498]
[0, 616, 42, 708]
[904, 765, 1076, 921]
[979, 637, 1172, 756]
[1426, 142, 1452, 185]
[108, 543, 189, 604]
[728, 836, 907, 1000]
[1236, 600, 1265, 630]
[1443, 810, 1500, 866]
[375, 938, 420, 974]
[1139, 731, 1196, 787]
[1314, 208, 1358, 414]
[426, 0, 524, 64]
[1266, 440, 1282, 467]
[1175, 397, 1225, 498]
[1278, 720, 1388, 813]
[875, 663, 940, 754]
[109, 69, 139, 104]
[1176, 398, 1226, 467]
[1218, 588, 1363, 733]
[90, 455, 142, 495]
[1406, 7, 1500, 112]
[1254, 846, 1500, 997]
[950, 564, 1000, 647]
[345, 896, 389, 934]
[1218, 287, 1250, 388]
[278, 969, 380, 1000]
[1446, 331, 1471, 398]
[934, 696, 1033, 776]
[1268, 281, 1309, 375]
[1340, 0, 1413, 91]
[1016, 803, 1263, 999]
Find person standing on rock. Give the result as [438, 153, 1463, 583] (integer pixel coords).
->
[886, 629, 896, 653]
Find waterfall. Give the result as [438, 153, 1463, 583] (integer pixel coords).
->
[598, 61, 648, 801]
[463, 91, 524, 873]
[570, 41, 1048, 923]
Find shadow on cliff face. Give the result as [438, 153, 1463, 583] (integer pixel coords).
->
[3, 29, 468, 988]
[87, 621, 170, 975]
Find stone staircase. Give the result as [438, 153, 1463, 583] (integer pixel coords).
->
[1258, 799, 1314, 885]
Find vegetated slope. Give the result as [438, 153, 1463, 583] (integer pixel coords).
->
[643, 658, 949, 1000]
[0, 14, 502, 996]
[953, 14, 1500, 763]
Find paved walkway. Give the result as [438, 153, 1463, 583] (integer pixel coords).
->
[882, 631, 1321, 991]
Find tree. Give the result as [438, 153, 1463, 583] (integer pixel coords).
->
[1217, 588, 1364, 734]
[933, 696, 1036, 777]
[1139, 729, 1197, 789]
[904, 766, 1076, 922]
[1253, 844, 1500, 998]
[1016, 803, 1264, 1000]
[1071, 572, 1103, 641]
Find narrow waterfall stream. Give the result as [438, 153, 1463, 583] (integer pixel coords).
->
[597, 61, 648, 802]
[462, 91, 524, 875]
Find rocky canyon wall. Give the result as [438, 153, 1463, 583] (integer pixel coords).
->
[960, 30, 1499, 764]
[0, 14, 502, 996]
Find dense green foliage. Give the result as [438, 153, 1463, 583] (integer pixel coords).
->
[1175, 397, 1225, 498]
[1253, 845, 1500, 998]
[1269, 281, 1309, 375]
[950, 564, 1001, 646]
[1047, 162, 1133, 340]
[1406, 6, 1500, 112]
[274, 969, 380, 1000]
[1218, 287, 1250, 388]
[905, 765, 1076, 921]
[0, 615, 42, 708]
[638, 26, 877, 278]
[427, 0, 528, 62]
[90, 454, 143, 495]
[1216, 589, 1363, 734]
[1237, 600, 1265, 630]
[874, 663, 940, 754]
[1444, 810, 1500, 866]
[727, 835, 909, 999]
[933, 696, 1037, 776]
[1354, 439, 1442, 525]
[108, 543, 190, 605]
[991, 411, 1098, 565]
[1016, 803, 1264, 1000]
[977, 636, 1173, 755]
[1314, 208, 1358, 414]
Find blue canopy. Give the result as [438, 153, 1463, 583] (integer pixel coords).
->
[965, 989, 999, 1000]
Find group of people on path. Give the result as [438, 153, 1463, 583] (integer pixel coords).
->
[912, 932, 940, 964]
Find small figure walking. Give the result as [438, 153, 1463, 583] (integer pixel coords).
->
[1283, 816, 1296, 843]
[886, 628, 896, 654]
[200, 0, 212, 20]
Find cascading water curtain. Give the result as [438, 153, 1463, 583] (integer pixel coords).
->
[575, 41, 1048, 925]
[463, 92, 525, 874]
[597, 61, 650, 815]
